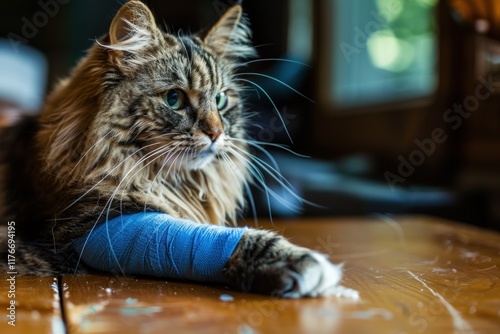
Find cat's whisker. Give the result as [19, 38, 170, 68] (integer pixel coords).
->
[238, 72, 314, 103]
[143, 142, 186, 210]
[119, 146, 177, 190]
[232, 138, 322, 207]
[232, 137, 310, 159]
[243, 179, 259, 226]
[229, 144, 296, 195]
[156, 148, 207, 217]
[159, 144, 184, 182]
[232, 136, 308, 179]
[143, 161, 170, 212]
[75, 144, 179, 273]
[68, 130, 115, 177]
[142, 143, 193, 212]
[242, 58, 311, 68]
[230, 138, 283, 177]
[249, 42, 275, 50]
[231, 138, 308, 203]
[219, 150, 246, 190]
[235, 78, 293, 143]
[109, 143, 181, 196]
[235, 85, 260, 95]
[3, 1, 350, 299]
[148, 132, 181, 140]
[225, 147, 272, 198]
[74, 145, 174, 239]
[226, 146, 278, 219]
[102, 143, 181, 232]
[175, 147, 189, 176]
[220, 151, 258, 226]
[226, 145, 303, 212]
[89, 139, 193, 275]
[63, 141, 169, 212]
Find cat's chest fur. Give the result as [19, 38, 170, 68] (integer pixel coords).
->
[65, 139, 248, 227]
[122, 158, 248, 225]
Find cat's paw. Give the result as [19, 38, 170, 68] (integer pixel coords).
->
[252, 250, 348, 298]
[225, 230, 359, 299]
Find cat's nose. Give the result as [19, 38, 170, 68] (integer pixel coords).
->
[204, 129, 223, 142]
[199, 111, 224, 142]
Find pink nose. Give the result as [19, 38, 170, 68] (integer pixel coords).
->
[204, 129, 223, 142]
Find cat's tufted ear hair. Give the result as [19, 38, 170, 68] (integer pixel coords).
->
[203, 5, 256, 60]
[106, 1, 162, 65]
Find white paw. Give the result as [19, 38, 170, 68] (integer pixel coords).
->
[281, 251, 359, 299]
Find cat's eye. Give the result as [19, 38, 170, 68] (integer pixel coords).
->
[164, 89, 185, 110]
[215, 91, 228, 111]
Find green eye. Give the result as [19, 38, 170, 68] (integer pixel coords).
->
[164, 89, 185, 110]
[215, 91, 228, 111]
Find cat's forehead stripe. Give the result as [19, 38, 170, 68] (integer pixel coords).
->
[178, 36, 194, 62]
[175, 37, 221, 96]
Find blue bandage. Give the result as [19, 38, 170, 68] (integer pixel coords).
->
[72, 212, 246, 282]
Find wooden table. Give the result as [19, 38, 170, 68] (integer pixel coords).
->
[1, 215, 500, 333]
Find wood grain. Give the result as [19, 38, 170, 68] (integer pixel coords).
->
[0, 276, 64, 333]
[60, 215, 500, 334]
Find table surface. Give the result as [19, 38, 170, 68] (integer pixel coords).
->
[1, 215, 500, 333]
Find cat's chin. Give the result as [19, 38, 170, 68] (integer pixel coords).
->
[185, 151, 217, 170]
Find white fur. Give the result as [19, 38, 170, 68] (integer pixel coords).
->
[284, 252, 359, 299]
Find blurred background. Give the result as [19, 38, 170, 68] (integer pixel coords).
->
[1, 0, 499, 229]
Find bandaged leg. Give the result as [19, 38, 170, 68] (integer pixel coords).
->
[72, 212, 246, 282]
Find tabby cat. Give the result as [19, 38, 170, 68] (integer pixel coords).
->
[0, 1, 348, 298]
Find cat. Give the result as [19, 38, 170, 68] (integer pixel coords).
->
[0, 1, 350, 298]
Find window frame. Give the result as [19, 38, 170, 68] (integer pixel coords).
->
[316, 0, 443, 116]
[308, 0, 459, 164]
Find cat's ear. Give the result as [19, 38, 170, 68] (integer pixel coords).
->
[107, 1, 161, 65]
[203, 5, 256, 59]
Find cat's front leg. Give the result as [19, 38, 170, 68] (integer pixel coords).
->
[224, 229, 359, 299]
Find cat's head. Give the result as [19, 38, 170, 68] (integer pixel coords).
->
[41, 1, 256, 174]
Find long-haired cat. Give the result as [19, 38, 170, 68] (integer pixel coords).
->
[0, 1, 350, 298]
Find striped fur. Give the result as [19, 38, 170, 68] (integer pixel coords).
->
[0, 2, 353, 298]
[0, 2, 254, 273]
[38, 3, 254, 227]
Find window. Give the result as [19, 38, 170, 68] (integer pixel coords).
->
[328, 0, 438, 110]
[288, 0, 313, 62]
